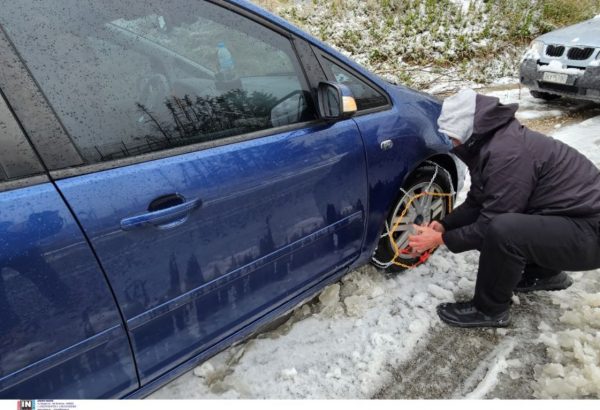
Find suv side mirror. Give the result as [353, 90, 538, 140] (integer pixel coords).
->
[317, 81, 357, 121]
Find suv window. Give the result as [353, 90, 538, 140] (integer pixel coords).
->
[0, 1, 315, 165]
[323, 59, 388, 111]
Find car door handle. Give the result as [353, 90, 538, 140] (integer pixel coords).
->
[380, 139, 394, 150]
[120, 197, 202, 231]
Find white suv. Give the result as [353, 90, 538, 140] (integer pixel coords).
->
[520, 17, 600, 102]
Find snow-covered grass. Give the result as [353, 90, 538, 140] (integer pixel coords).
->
[257, 0, 534, 91]
[252, 0, 600, 93]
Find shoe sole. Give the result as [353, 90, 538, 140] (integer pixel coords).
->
[438, 316, 511, 328]
[514, 277, 573, 293]
[437, 309, 510, 328]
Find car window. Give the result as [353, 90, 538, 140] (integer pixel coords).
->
[0, 0, 316, 165]
[323, 59, 388, 111]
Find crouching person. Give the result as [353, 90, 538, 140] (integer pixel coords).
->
[408, 89, 600, 327]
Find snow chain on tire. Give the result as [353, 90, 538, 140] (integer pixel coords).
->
[374, 161, 455, 270]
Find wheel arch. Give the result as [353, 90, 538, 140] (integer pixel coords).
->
[402, 153, 458, 194]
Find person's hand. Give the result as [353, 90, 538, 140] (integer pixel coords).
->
[408, 225, 444, 254]
[428, 220, 445, 233]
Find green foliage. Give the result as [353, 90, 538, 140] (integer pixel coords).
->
[539, 0, 600, 31]
[369, 48, 388, 64]
[380, 0, 392, 9]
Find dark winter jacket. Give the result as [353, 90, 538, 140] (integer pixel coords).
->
[440, 94, 600, 253]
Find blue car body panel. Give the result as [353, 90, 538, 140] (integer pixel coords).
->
[0, 0, 458, 399]
[56, 119, 368, 384]
[0, 184, 138, 398]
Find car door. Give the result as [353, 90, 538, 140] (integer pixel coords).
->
[0, 0, 369, 385]
[0, 91, 138, 398]
[314, 51, 450, 262]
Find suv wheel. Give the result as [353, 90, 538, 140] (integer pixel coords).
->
[371, 165, 453, 273]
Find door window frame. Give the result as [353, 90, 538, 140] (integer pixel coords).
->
[313, 48, 392, 116]
[0, 26, 85, 171]
[0, 0, 334, 180]
[0, 86, 49, 193]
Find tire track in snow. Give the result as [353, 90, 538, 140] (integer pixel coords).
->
[374, 292, 561, 399]
[372, 325, 503, 399]
[457, 338, 515, 399]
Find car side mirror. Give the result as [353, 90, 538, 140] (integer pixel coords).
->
[317, 81, 357, 121]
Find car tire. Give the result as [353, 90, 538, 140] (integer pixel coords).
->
[530, 90, 561, 101]
[371, 165, 453, 273]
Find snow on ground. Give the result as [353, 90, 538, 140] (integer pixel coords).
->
[554, 116, 600, 164]
[150, 89, 600, 399]
[484, 87, 591, 122]
[461, 338, 516, 399]
[530, 112, 600, 399]
[534, 289, 600, 398]
[150, 252, 479, 399]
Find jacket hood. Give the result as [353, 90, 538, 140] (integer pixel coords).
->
[444, 91, 518, 159]
[470, 94, 518, 140]
[437, 89, 477, 144]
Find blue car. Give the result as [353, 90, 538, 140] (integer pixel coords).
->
[0, 0, 463, 398]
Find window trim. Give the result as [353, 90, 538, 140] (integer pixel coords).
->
[0, 86, 47, 182]
[0, 174, 50, 193]
[48, 118, 324, 179]
[209, 0, 294, 40]
[0, 26, 85, 170]
[290, 37, 329, 99]
[313, 49, 392, 116]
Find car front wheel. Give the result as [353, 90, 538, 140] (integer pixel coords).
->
[371, 165, 453, 273]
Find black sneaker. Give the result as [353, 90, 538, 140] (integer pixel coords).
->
[514, 271, 573, 293]
[437, 301, 510, 328]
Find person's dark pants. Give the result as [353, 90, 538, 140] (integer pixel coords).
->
[473, 213, 600, 315]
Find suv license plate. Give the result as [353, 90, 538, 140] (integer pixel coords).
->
[542, 72, 568, 84]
